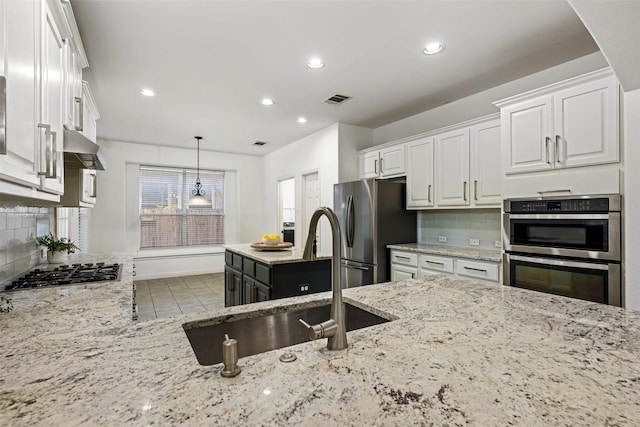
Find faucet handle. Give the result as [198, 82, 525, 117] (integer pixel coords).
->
[299, 318, 338, 340]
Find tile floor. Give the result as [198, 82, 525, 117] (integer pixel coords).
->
[135, 273, 225, 321]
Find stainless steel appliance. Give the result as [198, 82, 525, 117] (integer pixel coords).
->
[503, 194, 622, 306]
[333, 179, 416, 288]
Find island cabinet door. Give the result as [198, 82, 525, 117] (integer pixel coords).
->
[224, 266, 242, 307]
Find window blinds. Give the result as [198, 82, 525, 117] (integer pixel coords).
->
[139, 166, 224, 248]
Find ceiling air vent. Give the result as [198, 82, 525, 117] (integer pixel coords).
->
[253, 141, 267, 146]
[324, 94, 351, 105]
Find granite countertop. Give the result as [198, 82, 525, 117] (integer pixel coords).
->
[224, 243, 331, 265]
[388, 242, 502, 262]
[2, 255, 640, 425]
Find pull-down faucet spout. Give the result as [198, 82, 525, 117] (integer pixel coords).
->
[299, 207, 347, 350]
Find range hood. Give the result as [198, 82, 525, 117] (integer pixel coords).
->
[63, 128, 106, 170]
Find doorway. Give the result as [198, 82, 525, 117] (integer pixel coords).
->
[302, 171, 320, 252]
[278, 178, 295, 244]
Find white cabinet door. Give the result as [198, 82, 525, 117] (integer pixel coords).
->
[361, 151, 379, 179]
[391, 264, 418, 281]
[470, 119, 501, 206]
[406, 137, 434, 208]
[81, 169, 97, 204]
[38, 0, 65, 195]
[435, 128, 470, 206]
[0, 0, 41, 189]
[81, 81, 99, 142]
[502, 95, 554, 174]
[554, 76, 619, 168]
[379, 144, 405, 177]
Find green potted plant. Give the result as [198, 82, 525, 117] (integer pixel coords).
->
[36, 233, 80, 263]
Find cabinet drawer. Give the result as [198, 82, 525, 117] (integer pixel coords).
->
[242, 258, 255, 276]
[255, 262, 271, 285]
[419, 254, 454, 274]
[390, 250, 418, 267]
[455, 259, 499, 282]
[232, 253, 243, 270]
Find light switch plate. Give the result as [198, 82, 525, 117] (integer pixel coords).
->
[469, 239, 479, 246]
[438, 236, 447, 243]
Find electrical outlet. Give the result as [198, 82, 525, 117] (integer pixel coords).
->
[469, 239, 480, 246]
[438, 236, 447, 243]
[494, 240, 501, 248]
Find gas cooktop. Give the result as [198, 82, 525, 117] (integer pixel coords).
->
[2, 262, 122, 291]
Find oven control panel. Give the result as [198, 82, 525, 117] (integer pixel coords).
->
[508, 198, 611, 213]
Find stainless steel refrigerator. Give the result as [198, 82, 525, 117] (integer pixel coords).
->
[333, 179, 416, 288]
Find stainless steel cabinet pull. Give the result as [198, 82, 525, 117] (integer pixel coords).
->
[537, 189, 572, 195]
[545, 137, 551, 165]
[74, 96, 84, 131]
[474, 180, 478, 201]
[463, 181, 467, 201]
[396, 256, 411, 261]
[50, 131, 58, 179]
[37, 124, 51, 177]
[555, 134, 561, 164]
[428, 184, 432, 203]
[463, 266, 487, 272]
[0, 76, 6, 155]
[374, 159, 378, 174]
[90, 172, 97, 197]
[380, 158, 384, 174]
[426, 260, 444, 265]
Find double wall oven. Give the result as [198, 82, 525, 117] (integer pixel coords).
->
[503, 194, 622, 306]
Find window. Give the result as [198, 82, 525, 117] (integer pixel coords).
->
[139, 166, 224, 248]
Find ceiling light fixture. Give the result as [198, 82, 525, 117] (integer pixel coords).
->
[306, 58, 325, 69]
[296, 117, 307, 124]
[140, 88, 156, 97]
[423, 42, 445, 55]
[187, 136, 211, 208]
[261, 98, 274, 106]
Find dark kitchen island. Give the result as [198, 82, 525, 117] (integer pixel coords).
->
[223, 243, 331, 306]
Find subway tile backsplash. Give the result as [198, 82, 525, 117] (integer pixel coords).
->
[0, 205, 53, 283]
[417, 208, 501, 249]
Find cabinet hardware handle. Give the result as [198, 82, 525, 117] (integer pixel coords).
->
[74, 97, 84, 131]
[426, 260, 444, 265]
[411, 273, 415, 278]
[380, 158, 384, 174]
[463, 181, 467, 201]
[463, 266, 487, 272]
[0, 76, 6, 155]
[37, 124, 51, 177]
[90, 172, 97, 198]
[396, 256, 411, 261]
[374, 159, 378, 174]
[428, 184, 432, 203]
[545, 137, 551, 165]
[555, 134, 561, 164]
[537, 189, 572, 195]
[474, 180, 478, 201]
[50, 131, 58, 179]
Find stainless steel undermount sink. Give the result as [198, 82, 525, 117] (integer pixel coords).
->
[182, 301, 392, 366]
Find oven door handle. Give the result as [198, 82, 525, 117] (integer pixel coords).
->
[507, 214, 612, 220]
[508, 254, 611, 271]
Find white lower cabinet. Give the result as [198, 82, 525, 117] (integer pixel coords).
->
[390, 249, 500, 283]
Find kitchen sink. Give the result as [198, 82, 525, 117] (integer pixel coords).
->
[182, 301, 392, 365]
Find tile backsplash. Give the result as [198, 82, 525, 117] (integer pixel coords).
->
[0, 205, 53, 282]
[417, 208, 501, 249]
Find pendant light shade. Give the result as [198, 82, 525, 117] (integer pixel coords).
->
[187, 136, 211, 207]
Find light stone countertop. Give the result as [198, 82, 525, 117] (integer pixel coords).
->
[1, 253, 640, 425]
[224, 243, 331, 265]
[388, 242, 502, 262]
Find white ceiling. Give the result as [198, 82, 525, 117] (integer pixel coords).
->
[71, 0, 598, 155]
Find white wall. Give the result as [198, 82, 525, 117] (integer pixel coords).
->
[623, 89, 640, 310]
[90, 139, 264, 279]
[373, 52, 609, 144]
[262, 123, 372, 252]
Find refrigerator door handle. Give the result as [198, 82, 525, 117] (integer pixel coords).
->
[346, 195, 355, 248]
[343, 263, 370, 271]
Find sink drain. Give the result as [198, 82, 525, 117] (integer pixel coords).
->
[279, 353, 297, 363]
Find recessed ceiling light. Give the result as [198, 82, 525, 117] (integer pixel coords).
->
[140, 88, 155, 97]
[261, 98, 274, 106]
[423, 42, 445, 55]
[306, 58, 325, 69]
[297, 117, 307, 124]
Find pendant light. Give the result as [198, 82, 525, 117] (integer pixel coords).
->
[187, 136, 211, 207]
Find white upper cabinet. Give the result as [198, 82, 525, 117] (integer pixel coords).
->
[470, 119, 501, 206]
[0, 0, 42, 191]
[406, 137, 434, 208]
[435, 127, 470, 207]
[359, 143, 406, 179]
[497, 69, 619, 175]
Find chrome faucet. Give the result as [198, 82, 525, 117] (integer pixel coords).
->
[298, 207, 347, 350]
